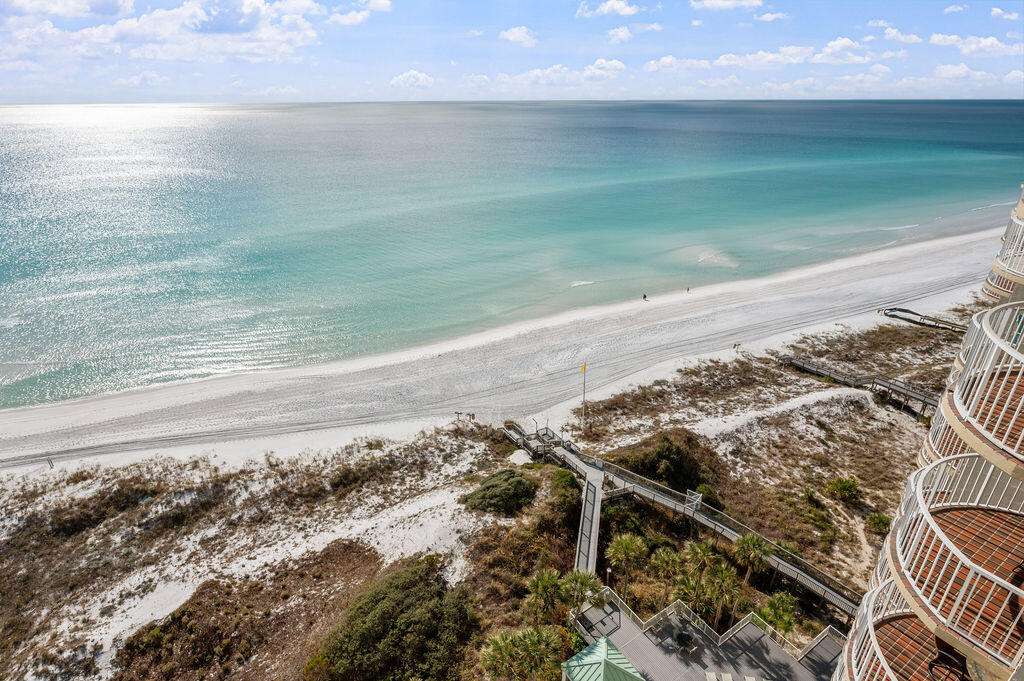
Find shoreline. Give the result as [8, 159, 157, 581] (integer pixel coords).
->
[0, 225, 1003, 472]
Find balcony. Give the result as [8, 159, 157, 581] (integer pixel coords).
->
[981, 270, 1015, 302]
[839, 579, 937, 681]
[919, 407, 972, 467]
[889, 454, 1024, 669]
[949, 302, 1024, 477]
[991, 210, 1024, 284]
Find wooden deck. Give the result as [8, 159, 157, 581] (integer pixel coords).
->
[578, 599, 841, 681]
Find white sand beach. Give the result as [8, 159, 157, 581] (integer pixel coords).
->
[0, 226, 1003, 473]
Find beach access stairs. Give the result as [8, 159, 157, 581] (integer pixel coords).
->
[877, 307, 966, 333]
[779, 355, 939, 414]
[501, 421, 862, 617]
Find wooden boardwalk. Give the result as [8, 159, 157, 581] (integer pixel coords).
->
[780, 355, 939, 412]
[502, 422, 862, 616]
[879, 308, 966, 333]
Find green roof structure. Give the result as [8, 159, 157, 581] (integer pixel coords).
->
[561, 636, 644, 681]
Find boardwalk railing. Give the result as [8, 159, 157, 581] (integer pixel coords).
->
[780, 355, 938, 411]
[505, 422, 863, 615]
[878, 308, 966, 333]
[580, 586, 845, 662]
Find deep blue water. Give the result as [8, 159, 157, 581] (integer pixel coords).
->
[1, 100, 1022, 407]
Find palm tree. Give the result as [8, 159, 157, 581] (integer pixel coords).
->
[517, 626, 561, 681]
[525, 568, 564, 622]
[606, 533, 648, 595]
[561, 569, 603, 626]
[673, 572, 710, 615]
[684, 539, 716, 601]
[650, 547, 684, 607]
[481, 631, 519, 681]
[709, 562, 741, 629]
[758, 591, 797, 636]
[732, 533, 772, 586]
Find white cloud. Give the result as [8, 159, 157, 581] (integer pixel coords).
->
[638, 22, 662, 31]
[583, 57, 626, 79]
[944, 4, 966, 12]
[642, 55, 711, 71]
[691, 19, 703, 26]
[4, 0, 134, 17]
[607, 26, 632, 43]
[862, 35, 876, 41]
[499, 25, 537, 47]
[327, 0, 386, 26]
[867, 19, 891, 27]
[252, 84, 300, 96]
[2, 2, 323, 64]
[467, 29, 484, 37]
[1004, 69, 1024, 84]
[690, 0, 762, 8]
[884, 27, 922, 43]
[930, 32, 1024, 55]
[870, 63, 891, 74]
[114, 69, 167, 86]
[756, 12, 788, 21]
[461, 73, 490, 87]
[763, 76, 821, 94]
[576, 0, 639, 18]
[0, 59, 44, 71]
[389, 69, 434, 87]
[934, 62, 996, 79]
[697, 74, 741, 87]
[714, 45, 814, 69]
[328, 10, 370, 25]
[992, 7, 1020, 19]
[812, 36, 872, 63]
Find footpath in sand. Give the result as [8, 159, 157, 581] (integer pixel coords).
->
[0, 227, 1003, 469]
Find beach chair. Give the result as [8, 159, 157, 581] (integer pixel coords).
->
[722, 674, 733, 681]
[706, 673, 717, 681]
[745, 676, 757, 681]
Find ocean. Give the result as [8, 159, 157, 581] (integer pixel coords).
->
[1, 100, 1022, 408]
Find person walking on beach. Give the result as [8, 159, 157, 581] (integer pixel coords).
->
[642, 293, 648, 301]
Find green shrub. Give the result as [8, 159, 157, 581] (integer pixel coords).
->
[461, 469, 537, 516]
[866, 512, 891, 535]
[609, 430, 714, 493]
[306, 557, 475, 681]
[695, 484, 721, 510]
[825, 477, 861, 503]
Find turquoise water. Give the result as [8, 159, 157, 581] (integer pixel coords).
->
[1, 101, 1022, 408]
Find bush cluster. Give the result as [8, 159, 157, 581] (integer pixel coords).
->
[461, 469, 538, 516]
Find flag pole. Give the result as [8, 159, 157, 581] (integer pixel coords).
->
[581, 363, 586, 434]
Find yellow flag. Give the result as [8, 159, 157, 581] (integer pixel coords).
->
[581, 363, 586, 372]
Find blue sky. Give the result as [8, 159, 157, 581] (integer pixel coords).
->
[1, 0, 1022, 102]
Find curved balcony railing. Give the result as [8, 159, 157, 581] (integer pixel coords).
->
[891, 453, 1024, 667]
[920, 407, 972, 466]
[994, 212, 1024, 281]
[982, 270, 1015, 301]
[871, 546, 891, 590]
[953, 302, 1024, 464]
[842, 579, 914, 681]
[954, 312, 983, 373]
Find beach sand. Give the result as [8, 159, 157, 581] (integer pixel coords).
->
[0, 225, 1003, 473]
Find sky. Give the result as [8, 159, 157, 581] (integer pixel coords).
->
[0, 0, 1022, 102]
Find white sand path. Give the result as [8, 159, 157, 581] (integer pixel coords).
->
[0, 227, 1002, 470]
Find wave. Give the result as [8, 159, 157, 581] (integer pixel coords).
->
[970, 201, 1015, 211]
[570, 280, 595, 288]
[880, 223, 920, 232]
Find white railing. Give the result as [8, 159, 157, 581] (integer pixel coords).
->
[954, 312, 983, 372]
[953, 302, 1024, 463]
[843, 579, 913, 681]
[994, 213, 1024, 280]
[578, 586, 823, 661]
[891, 453, 1024, 666]
[982, 270, 1015, 300]
[921, 407, 972, 466]
[871, 548, 890, 591]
